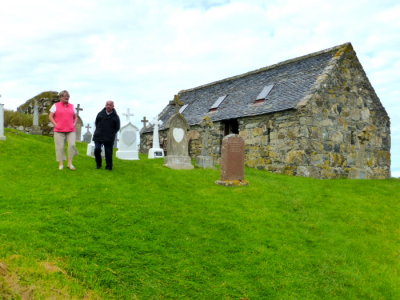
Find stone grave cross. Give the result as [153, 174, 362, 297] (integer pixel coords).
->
[141, 116, 149, 129]
[196, 115, 214, 168]
[148, 117, 164, 159]
[75, 104, 83, 116]
[85, 123, 91, 133]
[123, 108, 134, 123]
[33, 101, 39, 126]
[152, 117, 163, 149]
[173, 94, 184, 113]
[31, 101, 42, 135]
[83, 123, 93, 143]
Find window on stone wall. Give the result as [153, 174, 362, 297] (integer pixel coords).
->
[223, 119, 239, 135]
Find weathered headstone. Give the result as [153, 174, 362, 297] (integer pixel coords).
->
[75, 104, 83, 141]
[196, 116, 214, 168]
[0, 103, 6, 140]
[82, 123, 92, 143]
[148, 117, 164, 159]
[116, 108, 139, 160]
[164, 111, 193, 169]
[216, 134, 248, 186]
[30, 101, 42, 135]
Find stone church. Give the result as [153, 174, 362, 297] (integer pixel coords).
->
[140, 43, 391, 179]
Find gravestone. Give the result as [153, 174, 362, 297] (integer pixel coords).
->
[0, 103, 6, 140]
[75, 104, 83, 141]
[148, 117, 164, 159]
[113, 135, 118, 149]
[164, 112, 193, 169]
[116, 108, 139, 160]
[30, 102, 42, 135]
[196, 116, 214, 168]
[216, 134, 248, 186]
[86, 140, 105, 158]
[82, 123, 92, 143]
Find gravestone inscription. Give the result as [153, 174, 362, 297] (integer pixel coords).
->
[216, 134, 248, 186]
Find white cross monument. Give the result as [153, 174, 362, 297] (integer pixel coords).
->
[148, 117, 164, 158]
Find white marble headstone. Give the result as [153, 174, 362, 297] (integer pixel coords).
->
[116, 122, 139, 160]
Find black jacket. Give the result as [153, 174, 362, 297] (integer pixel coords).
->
[93, 108, 120, 143]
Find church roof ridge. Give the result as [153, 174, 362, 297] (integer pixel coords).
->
[178, 42, 352, 95]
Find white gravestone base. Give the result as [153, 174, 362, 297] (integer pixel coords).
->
[148, 148, 164, 159]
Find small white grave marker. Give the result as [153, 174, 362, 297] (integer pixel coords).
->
[148, 117, 164, 159]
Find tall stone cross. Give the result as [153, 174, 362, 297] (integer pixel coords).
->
[33, 101, 39, 126]
[75, 103, 83, 116]
[123, 108, 134, 123]
[152, 117, 163, 149]
[141, 116, 149, 128]
[173, 94, 184, 113]
[85, 123, 92, 133]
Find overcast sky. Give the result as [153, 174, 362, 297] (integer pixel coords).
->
[1, 0, 399, 176]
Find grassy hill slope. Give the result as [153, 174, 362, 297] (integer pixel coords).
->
[0, 128, 399, 299]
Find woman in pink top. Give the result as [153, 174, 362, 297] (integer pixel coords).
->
[49, 90, 78, 170]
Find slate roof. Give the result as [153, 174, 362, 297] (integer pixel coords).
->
[145, 43, 351, 132]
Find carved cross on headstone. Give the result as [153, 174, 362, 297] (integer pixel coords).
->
[173, 94, 184, 113]
[75, 104, 83, 116]
[141, 116, 149, 128]
[123, 108, 134, 123]
[85, 123, 92, 133]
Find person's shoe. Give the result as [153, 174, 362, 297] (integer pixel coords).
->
[67, 165, 76, 170]
[96, 165, 102, 169]
[58, 165, 64, 170]
[105, 166, 112, 171]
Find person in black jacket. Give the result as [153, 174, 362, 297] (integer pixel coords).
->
[93, 100, 120, 170]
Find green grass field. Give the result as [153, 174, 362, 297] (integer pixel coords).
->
[0, 128, 399, 299]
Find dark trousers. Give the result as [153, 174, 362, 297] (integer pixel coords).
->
[94, 141, 114, 169]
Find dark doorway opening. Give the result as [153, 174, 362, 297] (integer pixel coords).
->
[223, 119, 239, 136]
